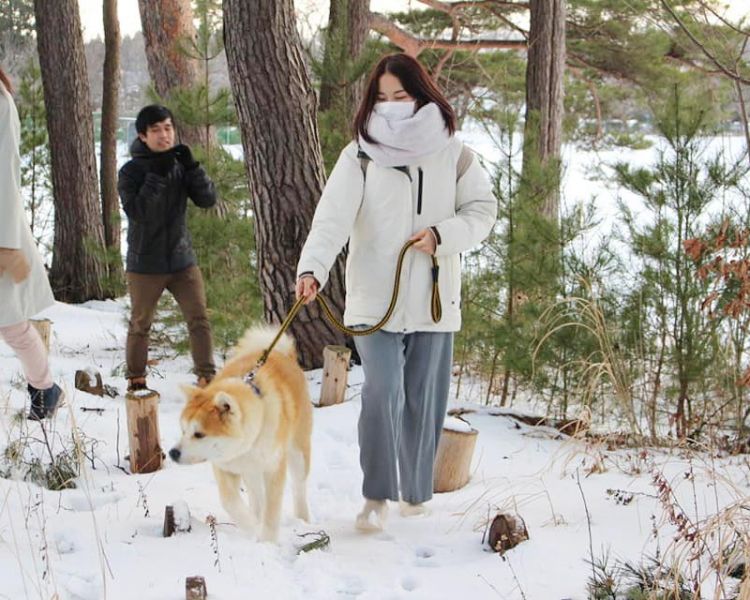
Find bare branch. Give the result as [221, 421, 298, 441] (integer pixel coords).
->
[418, 0, 530, 10]
[369, 11, 526, 57]
[695, 0, 750, 38]
[660, 0, 750, 85]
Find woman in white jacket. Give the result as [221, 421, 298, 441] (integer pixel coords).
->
[296, 54, 496, 530]
[0, 66, 62, 420]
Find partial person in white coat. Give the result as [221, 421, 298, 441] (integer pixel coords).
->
[0, 66, 62, 420]
[296, 54, 497, 530]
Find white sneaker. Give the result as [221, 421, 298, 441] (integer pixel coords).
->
[355, 499, 388, 532]
[399, 501, 430, 517]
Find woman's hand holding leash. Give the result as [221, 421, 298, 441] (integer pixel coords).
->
[295, 274, 319, 304]
[409, 229, 437, 255]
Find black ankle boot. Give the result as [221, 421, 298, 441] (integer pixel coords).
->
[27, 383, 63, 420]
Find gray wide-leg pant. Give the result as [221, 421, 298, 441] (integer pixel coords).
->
[354, 330, 453, 504]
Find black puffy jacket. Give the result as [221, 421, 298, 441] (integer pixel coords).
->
[118, 139, 216, 274]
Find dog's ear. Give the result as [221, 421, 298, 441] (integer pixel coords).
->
[214, 391, 238, 416]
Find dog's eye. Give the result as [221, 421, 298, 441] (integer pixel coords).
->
[193, 432, 205, 439]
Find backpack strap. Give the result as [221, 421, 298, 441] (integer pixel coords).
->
[356, 146, 371, 179]
[456, 143, 473, 180]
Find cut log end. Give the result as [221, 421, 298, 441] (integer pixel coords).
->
[433, 427, 478, 493]
[126, 390, 162, 474]
[318, 344, 351, 407]
[30, 319, 52, 352]
[185, 576, 207, 600]
[488, 513, 529, 554]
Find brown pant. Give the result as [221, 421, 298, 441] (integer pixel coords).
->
[126, 265, 215, 380]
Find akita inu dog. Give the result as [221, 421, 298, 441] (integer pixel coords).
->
[169, 326, 312, 542]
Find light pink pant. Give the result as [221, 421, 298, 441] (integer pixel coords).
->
[0, 321, 53, 389]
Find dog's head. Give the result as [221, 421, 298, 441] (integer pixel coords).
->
[169, 381, 263, 465]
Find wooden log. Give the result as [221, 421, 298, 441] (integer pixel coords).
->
[125, 389, 163, 473]
[164, 501, 191, 536]
[318, 345, 351, 407]
[74, 369, 104, 396]
[185, 576, 207, 600]
[163, 505, 175, 537]
[30, 318, 52, 352]
[488, 512, 529, 554]
[433, 426, 478, 493]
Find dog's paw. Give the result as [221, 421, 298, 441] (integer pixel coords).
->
[259, 527, 280, 544]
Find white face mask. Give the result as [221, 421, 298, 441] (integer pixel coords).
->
[373, 101, 417, 121]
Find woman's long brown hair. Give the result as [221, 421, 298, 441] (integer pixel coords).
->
[0, 66, 12, 94]
[353, 53, 456, 143]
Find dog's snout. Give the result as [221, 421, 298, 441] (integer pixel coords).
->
[169, 447, 181, 462]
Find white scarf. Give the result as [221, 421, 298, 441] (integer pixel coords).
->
[358, 101, 452, 167]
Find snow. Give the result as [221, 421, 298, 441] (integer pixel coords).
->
[1, 300, 748, 599]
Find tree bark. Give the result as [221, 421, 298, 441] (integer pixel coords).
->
[223, 0, 347, 369]
[522, 0, 565, 221]
[319, 0, 371, 114]
[101, 0, 123, 296]
[510, 0, 566, 299]
[34, 0, 107, 302]
[137, 0, 203, 147]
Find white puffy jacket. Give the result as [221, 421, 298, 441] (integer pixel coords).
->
[0, 86, 55, 327]
[297, 137, 497, 333]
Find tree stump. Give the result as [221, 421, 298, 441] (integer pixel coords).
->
[488, 513, 529, 554]
[185, 576, 207, 600]
[318, 345, 351, 407]
[125, 389, 162, 473]
[30, 319, 52, 352]
[164, 501, 192, 537]
[75, 369, 104, 396]
[433, 425, 478, 493]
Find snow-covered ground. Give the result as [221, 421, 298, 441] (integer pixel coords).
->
[1, 300, 748, 599]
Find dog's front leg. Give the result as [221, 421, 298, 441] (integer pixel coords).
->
[259, 459, 287, 543]
[241, 471, 265, 526]
[213, 466, 258, 534]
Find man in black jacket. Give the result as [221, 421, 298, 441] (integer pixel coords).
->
[118, 105, 217, 392]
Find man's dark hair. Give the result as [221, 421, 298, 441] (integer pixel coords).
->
[135, 104, 174, 135]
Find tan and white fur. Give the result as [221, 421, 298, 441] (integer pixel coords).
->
[170, 326, 312, 543]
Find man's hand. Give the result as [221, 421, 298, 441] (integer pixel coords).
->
[149, 150, 175, 177]
[174, 144, 199, 170]
[409, 228, 437, 255]
[0, 248, 30, 283]
[295, 274, 319, 305]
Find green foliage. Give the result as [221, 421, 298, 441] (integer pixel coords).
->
[0, 0, 35, 68]
[614, 84, 739, 435]
[187, 148, 263, 355]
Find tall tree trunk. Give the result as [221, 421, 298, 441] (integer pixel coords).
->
[319, 0, 370, 113]
[101, 0, 123, 296]
[34, 0, 107, 302]
[137, 0, 203, 147]
[513, 0, 565, 298]
[521, 0, 565, 221]
[224, 0, 347, 369]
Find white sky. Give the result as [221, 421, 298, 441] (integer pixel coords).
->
[77, 0, 749, 42]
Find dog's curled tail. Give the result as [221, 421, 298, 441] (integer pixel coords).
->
[235, 325, 297, 361]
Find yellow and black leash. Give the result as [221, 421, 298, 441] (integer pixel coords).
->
[244, 239, 441, 389]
